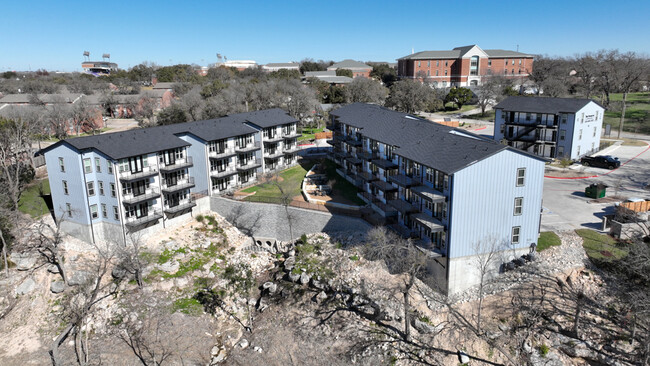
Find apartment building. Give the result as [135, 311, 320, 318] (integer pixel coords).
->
[41, 109, 300, 244]
[493, 96, 605, 160]
[397, 45, 534, 87]
[330, 103, 546, 294]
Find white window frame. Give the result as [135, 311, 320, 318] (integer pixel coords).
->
[516, 168, 526, 187]
[87, 181, 95, 196]
[95, 157, 101, 173]
[66, 203, 72, 217]
[83, 158, 92, 174]
[98, 181, 104, 196]
[514, 197, 523, 216]
[512, 226, 521, 244]
[110, 183, 116, 197]
[101, 203, 107, 218]
[62, 180, 69, 195]
[90, 204, 98, 219]
[59, 157, 65, 172]
[113, 206, 119, 220]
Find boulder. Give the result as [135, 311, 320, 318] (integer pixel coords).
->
[315, 291, 328, 303]
[15, 278, 36, 295]
[159, 260, 180, 273]
[239, 339, 249, 349]
[283, 256, 296, 272]
[10, 253, 38, 271]
[457, 351, 470, 364]
[50, 281, 65, 294]
[310, 278, 326, 290]
[111, 266, 127, 280]
[287, 272, 301, 283]
[262, 282, 277, 294]
[47, 264, 61, 274]
[299, 273, 311, 285]
[253, 346, 263, 353]
[210, 345, 227, 365]
[68, 271, 91, 286]
[412, 319, 439, 334]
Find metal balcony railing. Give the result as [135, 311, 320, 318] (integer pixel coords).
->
[235, 141, 261, 152]
[236, 158, 262, 171]
[164, 197, 197, 214]
[160, 156, 193, 172]
[124, 209, 163, 228]
[210, 167, 238, 178]
[118, 165, 158, 182]
[161, 177, 195, 193]
[122, 188, 160, 205]
[209, 147, 236, 158]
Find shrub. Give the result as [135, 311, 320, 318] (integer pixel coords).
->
[538, 344, 549, 357]
[559, 158, 573, 168]
[172, 297, 203, 316]
[300, 233, 308, 244]
[349, 254, 359, 261]
[196, 215, 204, 222]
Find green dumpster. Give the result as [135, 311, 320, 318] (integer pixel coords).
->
[585, 183, 607, 199]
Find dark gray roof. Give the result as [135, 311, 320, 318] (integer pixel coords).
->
[327, 59, 372, 71]
[240, 108, 298, 128]
[40, 108, 297, 159]
[264, 63, 300, 68]
[54, 126, 191, 160]
[484, 49, 533, 58]
[494, 96, 602, 114]
[331, 103, 543, 174]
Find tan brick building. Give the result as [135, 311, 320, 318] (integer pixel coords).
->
[397, 45, 534, 87]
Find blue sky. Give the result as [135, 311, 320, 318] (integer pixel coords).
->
[2, 0, 649, 72]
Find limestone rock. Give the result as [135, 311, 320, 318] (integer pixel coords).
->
[68, 271, 91, 286]
[10, 253, 38, 271]
[315, 291, 328, 303]
[262, 282, 277, 294]
[159, 260, 180, 273]
[47, 264, 61, 274]
[239, 339, 249, 349]
[210, 345, 227, 365]
[16, 278, 36, 295]
[287, 272, 301, 283]
[50, 281, 65, 294]
[283, 256, 296, 272]
[458, 351, 470, 364]
[111, 266, 127, 280]
[299, 273, 311, 285]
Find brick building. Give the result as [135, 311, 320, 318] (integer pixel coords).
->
[327, 60, 373, 78]
[397, 45, 534, 87]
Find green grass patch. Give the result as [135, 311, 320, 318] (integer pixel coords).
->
[600, 92, 650, 134]
[575, 229, 627, 262]
[439, 103, 475, 114]
[465, 110, 495, 121]
[243, 162, 314, 202]
[537, 232, 562, 252]
[18, 179, 51, 217]
[321, 159, 366, 206]
[172, 297, 203, 316]
[298, 127, 324, 141]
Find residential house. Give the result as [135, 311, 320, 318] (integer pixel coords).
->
[493, 96, 605, 160]
[397, 45, 534, 87]
[330, 103, 546, 294]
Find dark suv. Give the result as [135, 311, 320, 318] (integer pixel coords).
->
[580, 155, 620, 169]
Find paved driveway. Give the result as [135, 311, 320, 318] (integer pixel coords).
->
[210, 197, 371, 242]
[541, 141, 650, 232]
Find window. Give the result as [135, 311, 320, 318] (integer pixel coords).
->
[436, 61, 439, 67]
[444, 70, 448, 76]
[107, 161, 113, 174]
[59, 157, 65, 172]
[512, 226, 521, 244]
[512, 59, 515, 65]
[558, 146, 564, 157]
[516, 168, 526, 186]
[578, 129, 583, 140]
[514, 197, 523, 215]
[424, 199, 433, 212]
[561, 114, 567, 124]
[62, 181, 69, 195]
[504, 59, 508, 65]
[95, 157, 101, 173]
[101, 204, 107, 218]
[110, 183, 116, 197]
[90, 204, 98, 219]
[83, 158, 92, 174]
[559, 130, 566, 141]
[66, 203, 72, 218]
[427, 61, 430, 67]
[113, 206, 119, 220]
[525, 113, 531, 121]
[577, 146, 581, 156]
[436, 70, 439, 76]
[445, 61, 448, 67]
[417, 61, 420, 67]
[87, 181, 95, 196]
[488, 60, 492, 66]
[98, 181, 104, 195]
[425, 168, 434, 182]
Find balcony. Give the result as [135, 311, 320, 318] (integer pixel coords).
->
[388, 223, 419, 239]
[411, 185, 445, 203]
[345, 156, 363, 166]
[235, 141, 261, 152]
[411, 212, 445, 232]
[209, 147, 236, 159]
[372, 180, 397, 192]
[357, 171, 378, 182]
[237, 158, 262, 171]
[358, 191, 373, 203]
[125, 209, 163, 229]
[388, 199, 420, 214]
[161, 177, 195, 194]
[263, 134, 284, 143]
[264, 149, 284, 159]
[160, 156, 193, 173]
[118, 166, 158, 183]
[210, 167, 238, 178]
[283, 145, 300, 154]
[122, 188, 160, 205]
[282, 131, 301, 139]
[164, 198, 197, 215]
[344, 135, 363, 147]
[389, 174, 420, 188]
[372, 158, 398, 170]
[356, 150, 379, 161]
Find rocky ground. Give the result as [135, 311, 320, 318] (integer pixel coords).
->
[0, 213, 644, 366]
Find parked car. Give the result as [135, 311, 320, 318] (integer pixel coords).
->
[580, 155, 620, 169]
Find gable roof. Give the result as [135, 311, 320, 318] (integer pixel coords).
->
[397, 46, 533, 60]
[494, 96, 603, 114]
[327, 59, 372, 71]
[331, 103, 544, 174]
[40, 108, 297, 159]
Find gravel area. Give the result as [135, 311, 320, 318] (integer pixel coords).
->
[210, 197, 371, 242]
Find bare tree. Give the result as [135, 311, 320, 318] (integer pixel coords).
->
[385, 79, 435, 114]
[100, 92, 119, 118]
[609, 51, 647, 138]
[115, 232, 148, 288]
[70, 99, 98, 136]
[471, 236, 507, 334]
[50, 243, 119, 366]
[134, 93, 159, 127]
[364, 226, 428, 341]
[19, 216, 69, 284]
[574, 52, 600, 98]
[344, 77, 388, 105]
[272, 173, 296, 240]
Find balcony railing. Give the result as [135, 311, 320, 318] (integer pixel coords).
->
[356, 150, 379, 161]
[282, 130, 301, 139]
[235, 141, 261, 152]
[372, 158, 399, 170]
[160, 156, 193, 173]
[164, 197, 197, 214]
[209, 147, 237, 159]
[264, 149, 284, 159]
[125, 209, 163, 228]
[210, 166, 238, 178]
[118, 166, 158, 182]
[263, 134, 284, 143]
[161, 177, 195, 193]
[122, 188, 160, 205]
[236, 158, 262, 171]
[283, 145, 300, 154]
[388, 199, 420, 214]
[389, 174, 421, 188]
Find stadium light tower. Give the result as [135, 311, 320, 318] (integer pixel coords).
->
[102, 53, 110, 62]
[83, 51, 90, 61]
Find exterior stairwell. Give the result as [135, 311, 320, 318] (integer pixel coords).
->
[506, 125, 536, 141]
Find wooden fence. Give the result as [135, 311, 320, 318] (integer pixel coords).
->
[620, 200, 650, 213]
[314, 131, 333, 140]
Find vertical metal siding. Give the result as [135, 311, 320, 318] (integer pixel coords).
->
[45, 144, 90, 225]
[178, 133, 209, 194]
[448, 149, 545, 258]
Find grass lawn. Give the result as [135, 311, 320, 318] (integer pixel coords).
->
[298, 127, 325, 142]
[465, 110, 496, 121]
[18, 179, 51, 217]
[438, 104, 476, 115]
[321, 159, 366, 206]
[575, 229, 627, 262]
[600, 92, 650, 135]
[242, 161, 315, 201]
[537, 231, 562, 252]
